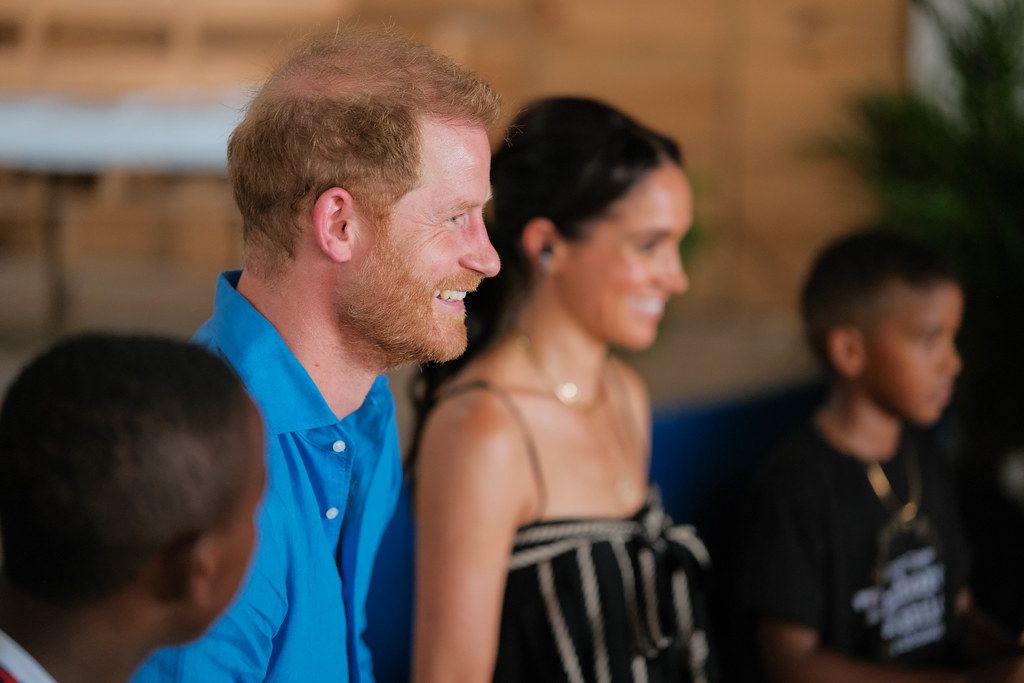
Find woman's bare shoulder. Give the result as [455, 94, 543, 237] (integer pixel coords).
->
[417, 381, 540, 520]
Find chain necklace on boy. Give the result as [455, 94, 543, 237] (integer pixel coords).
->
[863, 438, 922, 525]
[816, 409, 923, 524]
[862, 438, 943, 583]
[516, 333, 638, 505]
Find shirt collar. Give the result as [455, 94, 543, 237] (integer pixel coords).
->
[0, 628, 57, 683]
[197, 271, 388, 436]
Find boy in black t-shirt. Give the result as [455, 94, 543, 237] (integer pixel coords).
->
[740, 229, 1024, 683]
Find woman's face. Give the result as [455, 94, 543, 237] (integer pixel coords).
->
[555, 162, 693, 350]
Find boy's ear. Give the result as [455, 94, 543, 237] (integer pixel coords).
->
[826, 326, 867, 379]
[312, 187, 361, 264]
[139, 532, 227, 643]
[148, 532, 217, 607]
[521, 217, 567, 273]
[142, 534, 199, 604]
[183, 533, 223, 611]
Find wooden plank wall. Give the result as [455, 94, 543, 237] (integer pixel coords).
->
[0, 0, 907, 313]
[0, 0, 352, 94]
[380, 0, 908, 312]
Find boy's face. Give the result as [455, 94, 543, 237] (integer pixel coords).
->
[189, 402, 266, 639]
[859, 280, 963, 425]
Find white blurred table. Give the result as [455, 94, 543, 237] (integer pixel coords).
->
[0, 92, 246, 334]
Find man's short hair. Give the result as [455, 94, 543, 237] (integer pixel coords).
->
[801, 228, 960, 370]
[0, 334, 259, 603]
[228, 26, 501, 278]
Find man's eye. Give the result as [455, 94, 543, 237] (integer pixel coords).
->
[447, 213, 467, 226]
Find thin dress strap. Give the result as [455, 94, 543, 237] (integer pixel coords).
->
[437, 379, 548, 519]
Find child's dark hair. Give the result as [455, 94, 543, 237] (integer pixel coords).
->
[409, 96, 683, 466]
[0, 333, 259, 603]
[801, 227, 960, 370]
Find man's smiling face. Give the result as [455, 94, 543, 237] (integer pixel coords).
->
[337, 117, 499, 367]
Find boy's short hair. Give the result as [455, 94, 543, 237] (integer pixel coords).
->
[801, 228, 960, 370]
[0, 334, 259, 604]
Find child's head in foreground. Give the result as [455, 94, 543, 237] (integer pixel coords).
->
[801, 228, 964, 426]
[0, 333, 265, 644]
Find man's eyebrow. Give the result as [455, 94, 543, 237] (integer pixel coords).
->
[450, 190, 493, 213]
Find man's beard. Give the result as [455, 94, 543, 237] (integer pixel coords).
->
[335, 224, 480, 370]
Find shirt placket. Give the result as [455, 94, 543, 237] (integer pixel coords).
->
[309, 426, 354, 555]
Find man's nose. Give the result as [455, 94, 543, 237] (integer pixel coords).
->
[461, 217, 500, 278]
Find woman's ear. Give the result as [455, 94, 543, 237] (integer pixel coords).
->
[521, 217, 565, 273]
[826, 326, 867, 380]
[312, 187, 360, 264]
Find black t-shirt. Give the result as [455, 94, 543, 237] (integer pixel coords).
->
[739, 421, 969, 667]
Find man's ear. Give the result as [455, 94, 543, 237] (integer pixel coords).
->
[521, 217, 566, 273]
[826, 326, 867, 380]
[312, 187, 360, 264]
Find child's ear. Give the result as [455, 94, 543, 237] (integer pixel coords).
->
[138, 533, 225, 643]
[183, 534, 222, 611]
[147, 532, 215, 607]
[826, 326, 867, 379]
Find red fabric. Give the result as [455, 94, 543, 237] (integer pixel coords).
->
[0, 664, 20, 683]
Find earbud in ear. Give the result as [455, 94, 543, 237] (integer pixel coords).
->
[539, 244, 553, 272]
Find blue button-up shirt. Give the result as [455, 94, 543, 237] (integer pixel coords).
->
[133, 271, 401, 682]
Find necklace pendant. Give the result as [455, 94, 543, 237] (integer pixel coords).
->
[556, 381, 580, 405]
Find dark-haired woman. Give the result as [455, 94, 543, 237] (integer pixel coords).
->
[411, 97, 715, 682]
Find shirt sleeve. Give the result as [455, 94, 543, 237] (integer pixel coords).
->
[739, 450, 828, 631]
[132, 496, 288, 682]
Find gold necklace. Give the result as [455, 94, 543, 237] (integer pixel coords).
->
[518, 333, 639, 506]
[817, 411, 923, 525]
[863, 439, 922, 525]
[516, 333, 605, 410]
[862, 438, 944, 584]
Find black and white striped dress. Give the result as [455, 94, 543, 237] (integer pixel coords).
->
[493, 489, 715, 683]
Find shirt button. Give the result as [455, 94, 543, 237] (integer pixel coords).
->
[325, 507, 339, 520]
[332, 440, 346, 453]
